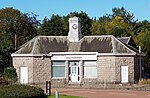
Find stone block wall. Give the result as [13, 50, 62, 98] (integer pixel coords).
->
[32, 56, 51, 84]
[115, 56, 135, 83]
[96, 55, 135, 84]
[12, 56, 51, 84]
[12, 57, 34, 83]
[97, 56, 116, 83]
[12, 55, 137, 86]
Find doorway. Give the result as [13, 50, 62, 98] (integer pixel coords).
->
[20, 66, 28, 84]
[69, 61, 80, 82]
[121, 65, 128, 83]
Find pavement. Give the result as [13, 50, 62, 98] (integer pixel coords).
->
[49, 88, 150, 98]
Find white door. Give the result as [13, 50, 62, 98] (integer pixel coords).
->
[121, 66, 128, 83]
[20, 66, 28, 84]
[71, 66, 78, 82]
[69, 61, 79, 82]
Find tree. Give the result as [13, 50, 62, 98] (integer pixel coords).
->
[132, 20, 150, 73]
[111, 7, 136, 24]
[38, 15, 65, 36]
[90, 17, 109, 35]
[0, 7, 39, 67]
[108, 16, 131, 37]
[39, 11, 92, 36]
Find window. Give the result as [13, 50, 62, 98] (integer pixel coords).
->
[84, 61, 97, 78]
[52, 61, 65, 78]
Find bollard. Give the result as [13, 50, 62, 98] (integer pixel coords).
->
[49, 81, 51, 95]
[46, 81, 48, 93]
[55, 89, 59, 98]
[46, 81, 51, 95]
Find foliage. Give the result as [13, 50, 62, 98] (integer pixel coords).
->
[0, 76, 9, 85]
[0, 84, 44, 98]
[132, 20, 150, 73]
[3, 67, 17, 83]
[0, 7, 39, 67]
[39, 11, 92, 36]
[111, 7, 136, 24]
[39, 15, 65, 36]
[139, 79, 150, 84]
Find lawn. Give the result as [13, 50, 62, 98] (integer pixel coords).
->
[47, 94, 81, 98]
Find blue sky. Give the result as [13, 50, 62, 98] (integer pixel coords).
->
[0, 0, 150, 22]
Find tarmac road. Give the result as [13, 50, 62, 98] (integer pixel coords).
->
[51, 88, 150, 98]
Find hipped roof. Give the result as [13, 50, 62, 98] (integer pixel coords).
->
[12, 35, 138, 55]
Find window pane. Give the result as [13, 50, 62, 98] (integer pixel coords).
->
[84, 61, 97, 78]
[52, 66, 65, 77]
[84, 67, 97, 78]
[52, 61, 65, 65]
[84, 61, 97, 66]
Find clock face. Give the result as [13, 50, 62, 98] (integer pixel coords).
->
[72, 24, 78, 30]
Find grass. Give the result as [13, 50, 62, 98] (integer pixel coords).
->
[47, 94, 81, 98]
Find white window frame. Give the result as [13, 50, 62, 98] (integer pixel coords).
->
[52, 61, 65, 78]
[83, 61, 97, 78]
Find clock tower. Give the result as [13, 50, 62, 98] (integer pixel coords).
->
[68, 17, 82, 42]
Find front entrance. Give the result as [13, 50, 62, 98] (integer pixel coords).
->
[69, 61, 80, 82]
[121, 65, 128, 83]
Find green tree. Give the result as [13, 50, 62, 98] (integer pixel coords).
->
[38, 15, 65, 36]
[0, 8, 39, 67]
[111, 7, 136, 24]
[132, 20, 150, 73]
[108, 16, 131, 37]
[39, 11, 92, 36]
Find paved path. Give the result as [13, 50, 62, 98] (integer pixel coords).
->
[50, 88, 150, 98]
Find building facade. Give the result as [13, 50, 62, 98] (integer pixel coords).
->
[11, 17, 144, 86]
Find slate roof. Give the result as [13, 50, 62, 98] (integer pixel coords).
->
[117, 37, 130, 44]
[13, 35, 137, 55]
[117, 36, 137, 48]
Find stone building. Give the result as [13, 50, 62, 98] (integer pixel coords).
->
[11, 17, 144, 86]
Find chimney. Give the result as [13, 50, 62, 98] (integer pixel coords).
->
[67, 17, 82, 42]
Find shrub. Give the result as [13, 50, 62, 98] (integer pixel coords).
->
[0, 76, 9, 85]
[139, 79, 150, 84]
[0, 84, 44, 98]
[3, 67, 17, 83]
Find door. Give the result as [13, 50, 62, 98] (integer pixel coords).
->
[71, 66, 78, 82]
[121, 66, 128, 83]
[20, 66, 28, 84]
[69, 61, 79, 82]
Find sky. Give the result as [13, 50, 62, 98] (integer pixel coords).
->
[0, 0, 150, 22]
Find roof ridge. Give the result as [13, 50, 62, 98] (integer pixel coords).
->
[39, 36, 67, 38]
[84, 35, 112, 37]
[31, 37, 38, 54]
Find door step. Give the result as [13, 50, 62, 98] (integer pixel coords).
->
[66, 82, 83, 88]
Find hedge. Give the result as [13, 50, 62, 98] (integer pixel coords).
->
[3, 67, 17, 83]
[0, 84, 44, 98]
